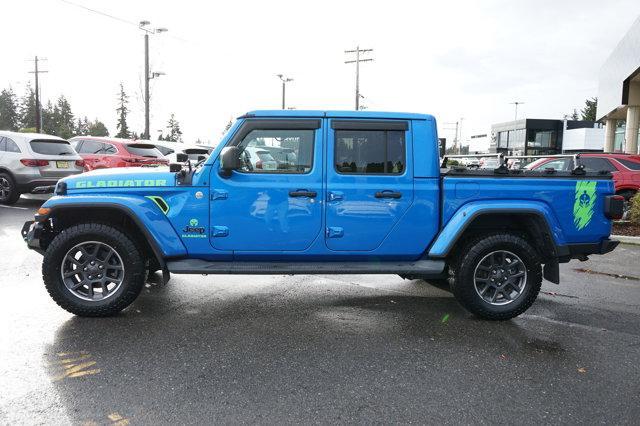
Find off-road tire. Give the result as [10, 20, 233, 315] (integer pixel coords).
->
[449, 232, 542, 320]
[42, 223, 146, 317]
[0, 172, 21, 205]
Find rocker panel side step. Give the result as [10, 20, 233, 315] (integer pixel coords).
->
[166, 259, 446, 276]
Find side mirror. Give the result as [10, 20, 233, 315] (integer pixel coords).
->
[169, 163, 183, 173]
[176, 153, 188, 163]
[219, 146, 241, 177]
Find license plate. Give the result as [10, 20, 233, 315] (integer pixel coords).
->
[56, 161, 69, 168]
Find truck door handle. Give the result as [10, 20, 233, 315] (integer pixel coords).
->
[289, 190, 317, 198]
[375, 190, 402, 199]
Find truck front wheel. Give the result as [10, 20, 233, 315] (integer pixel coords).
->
[450, 233, 542, 320]
[42, 223, 146, 317]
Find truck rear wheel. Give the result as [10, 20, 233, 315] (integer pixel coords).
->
[42, 223, 146, 317]
[450, 233, 542, 320]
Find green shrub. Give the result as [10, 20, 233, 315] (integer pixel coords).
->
[628, 192, 640, 224]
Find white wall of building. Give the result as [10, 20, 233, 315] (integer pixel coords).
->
[562, 128, 605, 152]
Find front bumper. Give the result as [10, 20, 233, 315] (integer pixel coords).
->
[22, 221, 45, 255]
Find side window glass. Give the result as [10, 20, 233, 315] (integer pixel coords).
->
[104, 144, 117, 154]
[5, 138, 21, 153]
[237, 129, 314, 174]
[538, 159, 570, 171]
[0, 137, 5, 151]
[335, 130, 406, 174]
[582, 157, 616, 172]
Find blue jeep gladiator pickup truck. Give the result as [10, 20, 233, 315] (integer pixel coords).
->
[22, 110, 623, 320]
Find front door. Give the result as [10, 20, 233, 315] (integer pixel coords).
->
[209, 119, 323, 253]
[326, 119, 414, 251]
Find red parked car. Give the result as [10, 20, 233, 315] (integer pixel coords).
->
[69, 137, 168, 171]
[526, 153, 640, 206]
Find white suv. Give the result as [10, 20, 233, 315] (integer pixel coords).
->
[0, 131, 83, 204]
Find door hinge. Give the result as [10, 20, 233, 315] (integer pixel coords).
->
[211, 226, 229, 237]
[326, 227, 344, 238]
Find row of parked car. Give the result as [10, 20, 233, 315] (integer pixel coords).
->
[447, 152, 640, 215]
[0, 131, 214, 205]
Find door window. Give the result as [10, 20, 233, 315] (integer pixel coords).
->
[5, 138, 20, 153]
[0, 137, 5, 151]
[581, 157, 617, 172]
[237, 129, 314, 173]
[335, 130, 406, 174]
[535, 158, 571, 171]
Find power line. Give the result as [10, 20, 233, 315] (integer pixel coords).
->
[57, 0, 190, 43]
[345, 46, 373, 110]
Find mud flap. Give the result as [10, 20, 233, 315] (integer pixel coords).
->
[543, 259, 560, 284]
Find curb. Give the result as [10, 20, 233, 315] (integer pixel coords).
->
[612, 235, 640, 245]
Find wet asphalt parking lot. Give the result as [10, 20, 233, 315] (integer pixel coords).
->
[1, 196, 640, 425]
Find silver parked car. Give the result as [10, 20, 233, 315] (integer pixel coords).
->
[0, 131, 83, 204]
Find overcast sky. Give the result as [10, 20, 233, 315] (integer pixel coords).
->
[2, 0, 639, 149]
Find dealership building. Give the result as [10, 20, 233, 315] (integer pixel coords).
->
[598, 15, 640, 153]
[489, 119, 601, 156]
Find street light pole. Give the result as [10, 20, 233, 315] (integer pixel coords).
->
[144, 32, 150, 139]
[277, 74, 293, 110]
[510, 101, 524, 123]
[140, 21, 167, 140]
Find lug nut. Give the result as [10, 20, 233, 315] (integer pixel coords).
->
[91, 261, 95, 265]
[99, 265, 104, 269]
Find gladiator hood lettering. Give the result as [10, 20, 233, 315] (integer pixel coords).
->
[61, 167, 176, 190]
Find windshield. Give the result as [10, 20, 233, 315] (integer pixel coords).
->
[29, 140, 76, 156]
[124, 144, 163, 158]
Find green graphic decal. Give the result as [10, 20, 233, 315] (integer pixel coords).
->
[146, 196, 170, 215]
[573, 181, 597, 230]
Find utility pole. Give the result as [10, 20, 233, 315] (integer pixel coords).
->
[28, 56, 48, 132]
[139, 21, 167, 139]
[277, 74, 293, 109]
[345, 46, 373, 110]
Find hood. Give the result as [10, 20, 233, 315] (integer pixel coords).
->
[62, 167, 176, 190]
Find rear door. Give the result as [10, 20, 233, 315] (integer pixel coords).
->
[325, 119, 414, 251]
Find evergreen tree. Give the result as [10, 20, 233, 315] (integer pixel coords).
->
[0, 88, 19, 131]
[41, 101, 56, 135]
[75, 116, 90, 136]
[54, 95, 75, 139]
[87, 119, 109, 136]
[581, 97, 597, 121]
[18, 84, 37, 130]
[165, 113, 183, 142]
[115, 83, 130, 138]
[571, 109, 579, 120]
[222, 118, 233, 135]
